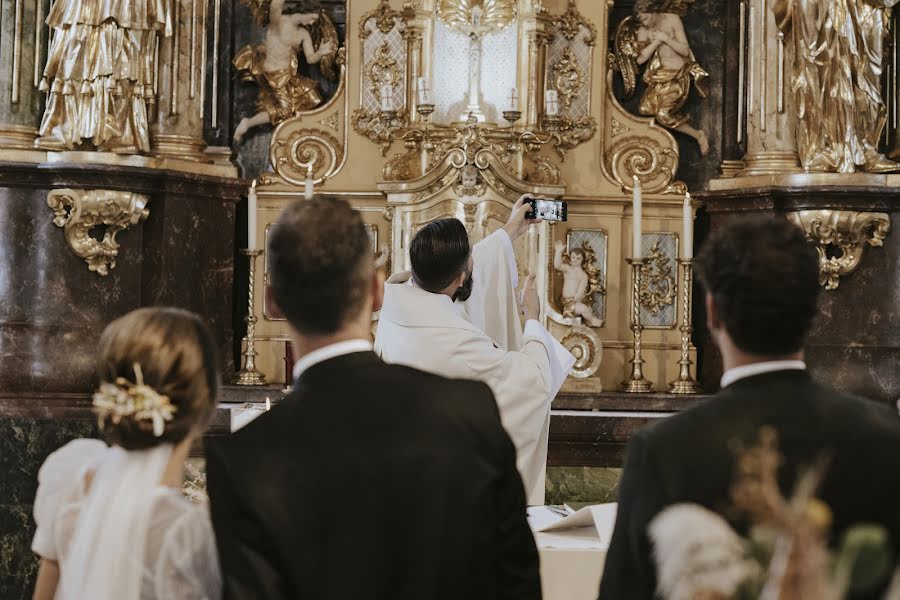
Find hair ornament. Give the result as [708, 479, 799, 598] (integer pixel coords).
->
[92, 363, 176, 437]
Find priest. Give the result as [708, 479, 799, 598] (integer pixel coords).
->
[375, 196, 574, 505]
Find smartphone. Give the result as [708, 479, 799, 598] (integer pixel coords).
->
[525, 197, 568, 222]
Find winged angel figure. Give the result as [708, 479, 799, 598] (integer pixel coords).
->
[612, 0, 709, 155]
[233, 0, 340, 144]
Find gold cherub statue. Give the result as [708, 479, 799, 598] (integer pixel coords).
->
[612, 0, 709, 155]
[554, 240, 604, 327]
[233, 0, 339, 144]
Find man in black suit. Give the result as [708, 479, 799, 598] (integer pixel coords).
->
[599, 216, 900, 599]
[206, 196, 540, 600]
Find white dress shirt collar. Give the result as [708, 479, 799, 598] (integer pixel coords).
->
[292, 339, 374, 381]
[720, 360, 807, 389]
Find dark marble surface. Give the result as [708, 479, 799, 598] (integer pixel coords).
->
[698, 186, 900, 403]
[0, 418, 96, 600]
[0, 162, 244, 394]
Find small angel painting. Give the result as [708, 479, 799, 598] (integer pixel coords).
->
[233, 0, 341, 144]
[554, 240, 604, 327]
[612, 0, 709, 155]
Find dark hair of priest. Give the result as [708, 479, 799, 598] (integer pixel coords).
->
[96, 307, 220, 450]
[267, 196, 372, 335]
[409, 218, 471, 293]
[694, 215, 820, 356]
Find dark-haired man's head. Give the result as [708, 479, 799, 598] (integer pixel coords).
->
[410, 218, 474, 301]
[695, 215, 820, 365]
[266, 196, 382, 342]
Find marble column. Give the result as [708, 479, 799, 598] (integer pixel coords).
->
[152, 0, 210, 162]
[736, 0, 800, 176]
[0, 0, 46, 151]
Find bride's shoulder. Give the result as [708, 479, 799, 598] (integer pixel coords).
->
[32, 438, 108, 559]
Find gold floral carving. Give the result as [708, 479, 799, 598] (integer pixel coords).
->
[525, 152, 561, 185]
[786, 210, 892, 290]
[463, 203, 478, 232]
[556, 116, 597, 159]
[383, 143, 420, 181]
[47, 189, 150, 276]
[359, 0, 403, 39]
[603, 134, 679, 194]
[366, 43, 402, 96]
[560, 324, 602, 379]
[610, 117, 630, 138]
[552, 0, 597, 46]
[639, 242, 676, 315]
[319, 112, 340, 131]
[351, 108, 410, 155]
[270, 127, 343, 186]
[552, 48, 586, 110]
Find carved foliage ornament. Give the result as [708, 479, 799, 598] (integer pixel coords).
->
[48, 189, 149, 276]
[603, 134, 679, 193]
[553, 0, 597, 46]
[786, 210, 891, 291]
[271, 126, 343, 185]
[552, 48, 586, 111]
[359, 0, 404, 38]
[367, 43, 402, 96]
[438, 0, 517, 35]
[639, 242, 676, 315]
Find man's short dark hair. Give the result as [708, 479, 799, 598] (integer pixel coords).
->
[409, 218, 470, 293]
[267, 196, 371, 335]
[695, 215, 820, 356]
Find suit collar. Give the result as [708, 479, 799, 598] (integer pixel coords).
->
[721, 367, 811, 390]
[720, 360, 807, 388]
[293, 350, 381, 386]
[381, 271, 482, 334]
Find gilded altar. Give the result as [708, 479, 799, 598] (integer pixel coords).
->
[247, 0, 699, 396]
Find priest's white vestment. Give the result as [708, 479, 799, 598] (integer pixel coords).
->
[374, 229, 574, 505]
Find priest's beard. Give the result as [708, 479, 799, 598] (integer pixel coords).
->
[453, 271, 474, 302]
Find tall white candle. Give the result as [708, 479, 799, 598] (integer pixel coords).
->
[682, 192, 693, 259]
[507, 87, 519, 111]
[545, 90, 559, 116]
[304, 163, 314, 200]
[379, 84, 393, 111]
[632, 175, 642, 259]
[416, 77, 432, 105]
[247, 182, 257, 250]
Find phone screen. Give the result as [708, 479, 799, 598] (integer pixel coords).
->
[527, 198, 568, 222]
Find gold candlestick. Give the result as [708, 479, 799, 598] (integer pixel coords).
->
[623, 257, 653, 393]
[669, 258, 703, 394]
[233, 248, 267, 386]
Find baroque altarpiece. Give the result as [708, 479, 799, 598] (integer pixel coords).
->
[248, 0, 700, 394]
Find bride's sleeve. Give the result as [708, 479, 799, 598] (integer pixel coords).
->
[155, 503, 222, 600]
[31, 439, 107, 559]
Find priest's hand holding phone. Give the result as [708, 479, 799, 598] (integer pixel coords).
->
[502, 195, 541, 241]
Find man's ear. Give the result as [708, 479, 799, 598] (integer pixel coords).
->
[265, 285, 286, 320]
[371, 269, 385, 313]
[705, 291, 720, 332]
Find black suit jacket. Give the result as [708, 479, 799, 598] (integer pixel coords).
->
[207, 351, 541, 600]
[599, 370, 900, 600]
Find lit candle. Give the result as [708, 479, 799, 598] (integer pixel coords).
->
[304, 163, 314, 200]
[416, 77, 432, 105]
[507, 87, 519, 111]
[379, 84, 393, 111]
[632, 175, 642, 259]
[545, 90, 559, 116]
[682, 192, 693, 259]
[247, 181, 257, 250]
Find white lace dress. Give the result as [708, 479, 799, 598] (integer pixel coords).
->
[31, 439, 221, 599]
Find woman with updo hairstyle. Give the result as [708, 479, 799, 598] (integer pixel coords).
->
[31, 307, 222, 600]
